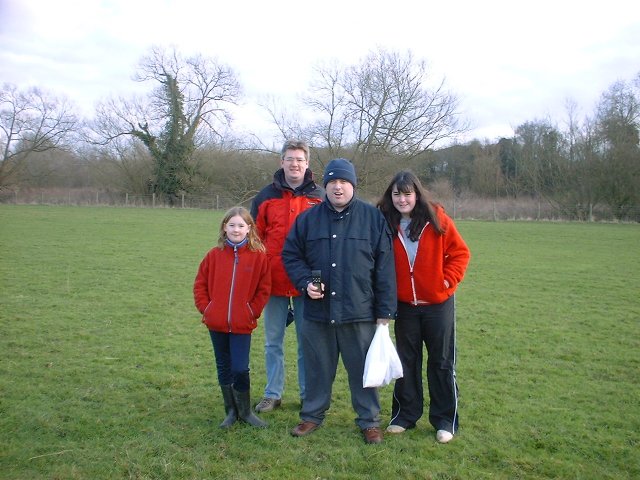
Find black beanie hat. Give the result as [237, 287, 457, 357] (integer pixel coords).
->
[323, 158, 357, 187]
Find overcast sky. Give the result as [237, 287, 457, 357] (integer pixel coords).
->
[1, 0, 639, 144]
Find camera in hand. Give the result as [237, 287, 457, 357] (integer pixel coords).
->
[311, 270, 323, 294]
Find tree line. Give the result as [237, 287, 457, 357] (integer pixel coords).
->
[1, 47, 638, 220]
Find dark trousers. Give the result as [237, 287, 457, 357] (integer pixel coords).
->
[209, 330, 252, 391]
[390, 295, 459, 433]
[300, 319, 380, 430]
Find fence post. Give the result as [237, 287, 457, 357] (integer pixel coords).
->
[125, 193, 129, 206]
[589, 203, 593, 222]
[181, 193, 185, 208]
[152, 193, 156, 208]
[96, 191, 99, 205]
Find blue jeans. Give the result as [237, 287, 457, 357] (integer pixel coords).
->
[209, 330, 252, 392]
[261, 295, 305, 400]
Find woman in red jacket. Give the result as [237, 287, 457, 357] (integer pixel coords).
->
[377, 171, 470, 443]
[194, 206, 272, 428]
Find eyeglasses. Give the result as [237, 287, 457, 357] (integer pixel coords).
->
[284, 156, 307, 163]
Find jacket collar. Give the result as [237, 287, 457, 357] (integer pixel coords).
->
[274, 168, 318, 194]
[325, 194, 356, 214]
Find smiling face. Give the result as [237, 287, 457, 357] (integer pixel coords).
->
[325, 179, 354, 211]
[391, 185, 416, 219]
[224, 214, 251, 243]
[281, 147, 309, 188]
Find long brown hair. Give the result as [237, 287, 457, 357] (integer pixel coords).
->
[377, 171, 445, 239]
[216, 206, 266, 252]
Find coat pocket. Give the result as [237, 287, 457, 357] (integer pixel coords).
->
[246, 302, 257, 330]
[202, 300, 220, 330]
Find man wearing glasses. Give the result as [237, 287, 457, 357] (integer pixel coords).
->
[251, 139, 323, 413]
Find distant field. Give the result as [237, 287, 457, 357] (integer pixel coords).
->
[1, 205, 638, 479]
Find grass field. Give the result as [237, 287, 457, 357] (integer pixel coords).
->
[1, 205, 638, 480]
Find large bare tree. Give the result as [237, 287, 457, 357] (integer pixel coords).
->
[90, 46, 241, 204]
[312, 49, 467, 184]
[0, 83, 78, 189]
[260, 49, 467, 192]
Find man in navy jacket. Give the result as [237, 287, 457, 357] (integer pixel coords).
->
[282, 158, 397, 444]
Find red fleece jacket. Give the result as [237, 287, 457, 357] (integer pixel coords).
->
[251, 170, 322, 297]
[193, 243, 271, 334]
[394, 206, 470, 305]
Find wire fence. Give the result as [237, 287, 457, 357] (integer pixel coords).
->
[1, 188, 638, 222]
[0, 188, 237, 210]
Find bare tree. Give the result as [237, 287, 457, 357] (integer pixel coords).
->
[302, 60, 350, 157]
[89, 46, 241, 204]
[0, 83, 78, 189]
[259, 49, 467, 192]
[306, 49, 467, 183]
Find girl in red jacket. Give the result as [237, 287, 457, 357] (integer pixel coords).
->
[194, 206, 272, 428]
[377, 171, 470, 444]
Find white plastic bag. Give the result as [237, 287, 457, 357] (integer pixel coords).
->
[363, 323, 403, 388]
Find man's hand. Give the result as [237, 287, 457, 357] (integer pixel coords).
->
[376, 318, 390, 325]
[307, 282, 325, 299]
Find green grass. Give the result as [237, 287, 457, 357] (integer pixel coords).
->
[1, 205, 639, 480]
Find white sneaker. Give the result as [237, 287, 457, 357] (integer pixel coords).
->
[436, 430, 453, 443]
[386, 424, 406, 434]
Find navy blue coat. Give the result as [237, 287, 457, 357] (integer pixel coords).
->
[282, 197, 397, 324]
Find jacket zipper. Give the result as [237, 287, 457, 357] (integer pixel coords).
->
[398, 222, 429, 306]
[227, 244, 239, 332]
